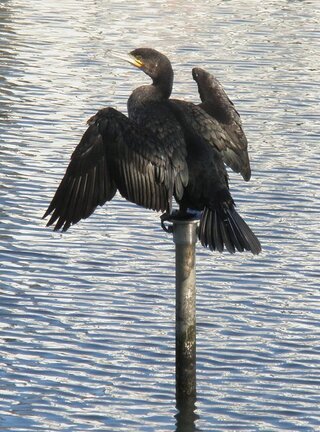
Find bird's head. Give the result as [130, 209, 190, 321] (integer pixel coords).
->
[128, 48, 172, 84]
[111, 48, 173, 98]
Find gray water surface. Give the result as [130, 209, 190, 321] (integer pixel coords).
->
[1, 0, 320, 431]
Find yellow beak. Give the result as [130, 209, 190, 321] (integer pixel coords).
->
[108, 51, 144, 69]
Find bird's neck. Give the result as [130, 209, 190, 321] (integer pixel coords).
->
[153, 69, 173, 100]
[127, 83, 170, 117]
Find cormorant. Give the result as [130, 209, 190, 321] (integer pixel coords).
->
[43, 48, 261, 254]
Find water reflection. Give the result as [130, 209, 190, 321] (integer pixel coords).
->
[176, 395, 200, 432]
[1, 0, 320, 431]
[0, 3, 15, 121]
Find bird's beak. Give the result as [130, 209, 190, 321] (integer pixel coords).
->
[108, 51, 144, 69]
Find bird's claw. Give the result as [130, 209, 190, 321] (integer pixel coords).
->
[160, 212, 173, 233]
[160, 210, 201, 234]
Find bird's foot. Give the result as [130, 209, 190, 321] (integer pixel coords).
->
[160, 209, 201, 233]
[160, 211, 173, 233]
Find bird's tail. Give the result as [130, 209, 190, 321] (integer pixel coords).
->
[198, 204, 261, 255]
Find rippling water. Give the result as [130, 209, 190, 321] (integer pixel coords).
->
[1, 0, 319, 430]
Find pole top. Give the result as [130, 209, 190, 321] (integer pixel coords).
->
[160, 211, 200, 245]
[172, 218, 199, 246]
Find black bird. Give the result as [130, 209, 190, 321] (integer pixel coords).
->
[43, 48, 261, 254]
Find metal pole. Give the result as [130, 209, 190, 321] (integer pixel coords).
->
[172, 218, 198, 402]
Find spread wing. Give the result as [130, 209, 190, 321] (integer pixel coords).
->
[192, 67, 251, 181]
[43, 107, 177, 231]
[170, 99, 237, 159]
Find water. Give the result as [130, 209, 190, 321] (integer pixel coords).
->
[1, 0, 319, 430]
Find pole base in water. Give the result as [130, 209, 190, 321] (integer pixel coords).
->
[172, 217, 199, 402]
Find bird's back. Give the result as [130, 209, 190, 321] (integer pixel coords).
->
[128, 96, 189, 202]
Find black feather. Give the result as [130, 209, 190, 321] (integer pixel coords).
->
[199, 206, 261, 255]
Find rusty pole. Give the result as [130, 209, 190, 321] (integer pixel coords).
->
[172, 218, 198, 402]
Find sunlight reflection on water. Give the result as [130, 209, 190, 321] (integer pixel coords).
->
[0, 0, 319, 431]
